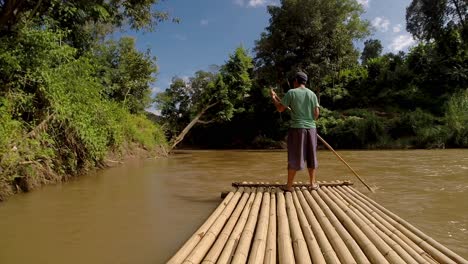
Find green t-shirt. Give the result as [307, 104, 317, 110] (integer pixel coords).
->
[281, 87, 319, 128]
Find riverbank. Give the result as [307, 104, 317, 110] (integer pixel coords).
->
[0, 141, 167, 202]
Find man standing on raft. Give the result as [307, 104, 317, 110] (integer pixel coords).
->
[270, 71, 320, 192]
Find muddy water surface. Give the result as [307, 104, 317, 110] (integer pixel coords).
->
[0, 149, 467, 263]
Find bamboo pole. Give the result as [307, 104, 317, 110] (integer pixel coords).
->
[295, 189, 341, 264]
[291, 189, 326, 263]
[285, 192, 313, 264]
[333, 186, 434, 264]
[315, 188, 390, 263]
[343, 186, 442, 264]
[232, 181, 352, 188]
[186, 190, 242, 263]
[307, 189, 370, 263]
[277, 190, 295, 263]
[230, 188, 264, 264]
[183, 188, 245, 264]
[167, 192, 235, 264]
[321, 187, 407, 264]
[264, 188, 277, 264]
[202, 190, 250, 263]
[299, 189, 354, 263]
[216, 189, 257, 264]
[346, 186, 463, 264]
[316, 134, 374, 193]
[248, 190, 270, 263]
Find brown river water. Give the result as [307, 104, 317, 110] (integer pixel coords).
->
[0, 149, 467, 263]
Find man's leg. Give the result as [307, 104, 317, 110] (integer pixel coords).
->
[308, 168, 317, 187]
[285, 169, 297, 191]
[306, 128, 319, 189]
[285, 128, 303, 192]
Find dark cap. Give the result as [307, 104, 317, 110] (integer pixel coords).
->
[295, 71, 308, 82]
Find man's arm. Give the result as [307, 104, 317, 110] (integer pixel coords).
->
[314, 107, 320, 120]
[271, 90, 287, 112]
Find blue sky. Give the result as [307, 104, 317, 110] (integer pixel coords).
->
[114, 0, 415, 112]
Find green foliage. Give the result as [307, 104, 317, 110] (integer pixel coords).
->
[254, 0, 370, 90]
[317, 109, 386, 148]
[94, 37, 157, 114]
[156, 46, 253, 147]
[0, 99, 22, 156]
[221, 46, 254, 114]
[388, 109, 449, 148]
[444, 89, 468, 146]
[155, 0, 466, 150]
[406, 0, 467, 41]
[0, 0, 175, 50]
[0, 26, 165, 199]
[361, 39, 383, 64]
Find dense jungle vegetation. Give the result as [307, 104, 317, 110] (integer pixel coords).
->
[157, 0, 467, 150]
[0, 0, 170, 199]
[1, 0, 467, 199]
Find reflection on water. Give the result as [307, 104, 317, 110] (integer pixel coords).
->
[0, 149, 467, 263]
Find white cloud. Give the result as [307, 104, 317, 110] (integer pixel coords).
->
[372, 17, 390, 32]
[234, 0, 244, 6]
[393, 24, 402, 33]
[389, 34, 416, 52]
[234, 0, 278, 7]
[248, 0, 267, 7]
[200, 19, 209, 26]
[173, 34, 187, 41]
[357, 0, 370, 8]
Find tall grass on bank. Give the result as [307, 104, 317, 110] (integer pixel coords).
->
[0, 27, 166, 200]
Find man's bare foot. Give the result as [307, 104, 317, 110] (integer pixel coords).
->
[280, 185, 293, 192]
[308, 183, 320, 191]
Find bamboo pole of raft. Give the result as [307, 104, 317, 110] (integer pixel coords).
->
[324, 187, 414, 263]
[230, 188, 264, 264]
[333, 186, 435, 264]
[334, 187, 435, 264]
[283, 192, 312, 264]
[183, 188, 245, 264]
[342, 186, 446, 264]
[291, 189, 327, 264]
[215, 189, 257, 264]
[306, 189, 370, 263]
[277, 190, 295, 263]
[320, 187, 409, 264]
[202, 190, 250, 264]
[345, 186, 464, 264]
[295, 189, 341, 264]
[316, 134, 374, 193]
[315, 188, 392, 264]
[167, 192, 235, 264]
[232, 181, 353, 188]
[345, 186, 461, 264]
[264, 189, 276, 264]
[247, 190, 270, 263]
[299, 189, 355, 263]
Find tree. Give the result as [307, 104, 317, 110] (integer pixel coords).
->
[94, 37, 157, 114]
[254, 0, 370, 92]
[406, 0, 467, 41]
[156, 46, 254, 149]
[0, 0, 176, 50]
[361, 39, 383, 64]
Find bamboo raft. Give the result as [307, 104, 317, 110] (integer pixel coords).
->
[167, 181, 468, 264]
